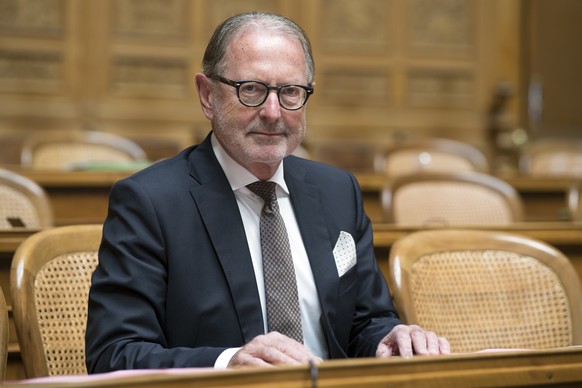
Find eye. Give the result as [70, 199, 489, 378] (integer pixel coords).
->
[241, 83, 259, 93]
[281, 86, 301, 96]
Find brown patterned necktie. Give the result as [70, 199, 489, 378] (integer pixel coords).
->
[247, 181, 303, 343]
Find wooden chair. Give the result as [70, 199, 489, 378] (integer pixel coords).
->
[519, 138, 582, 176]
[0, 286, 8, 382]
[388, 229, 582, 353]
[567, 182, 582, 222]
[310, 141, 386, 173]
[21, 130, 147, 170]
[10, 224, 102, 377]
[0, 168, 54, 229]
[381, 171, 524, 226]
[376, 138, 489, 177]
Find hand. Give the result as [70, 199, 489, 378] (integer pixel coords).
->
[375, 324, 450, 358]
[228, 331, 322, 368]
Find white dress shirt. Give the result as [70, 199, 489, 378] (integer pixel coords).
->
[211, 134, 328, 368]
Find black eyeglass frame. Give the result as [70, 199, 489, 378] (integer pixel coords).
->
[208, 74, 314, 111]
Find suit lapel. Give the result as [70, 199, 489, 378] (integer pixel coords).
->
[285, 166, 340, 336]
[188, 135, 264, 342]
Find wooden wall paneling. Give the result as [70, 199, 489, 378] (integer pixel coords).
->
[407, 0, 476, 59]
[526, 0, 582, 136]
[318, 0, 393, 54]
[201, 0, 282, 38]
[93, 0, 200, 157]
[305, 0, 498, 161]
[0, 0, 526, 172]
[0, 0, 80, 124]
[302, 0, 397, 149]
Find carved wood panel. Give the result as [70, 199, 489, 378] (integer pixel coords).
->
[320, 0, 392, 54]
[0, 0, 523, 164]
[0, 0, 64, 36]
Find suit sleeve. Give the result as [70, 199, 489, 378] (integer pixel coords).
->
[345, 172, 402, 357]
[85, 178, 225, 373]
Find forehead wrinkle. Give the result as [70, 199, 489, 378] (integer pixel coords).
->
[224, 30, 307, 83]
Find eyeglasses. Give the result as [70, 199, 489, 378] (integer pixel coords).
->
[209, 74, 314, 111]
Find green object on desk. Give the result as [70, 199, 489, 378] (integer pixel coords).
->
[69, 160, 152, 171]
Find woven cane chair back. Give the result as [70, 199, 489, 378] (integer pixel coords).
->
[10, 224, 102, 378]
[519, 138, 582, 176]
[389, 229, 582, 353]
[21, 130, 147, 170]
[381, 171, 523, 226]
[377, 138, 489, 177]
[0, 168, 53, 229]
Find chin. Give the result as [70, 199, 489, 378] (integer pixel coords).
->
[250, 148, 287, 164]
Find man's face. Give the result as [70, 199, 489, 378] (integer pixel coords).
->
[210, 29, 309, 175]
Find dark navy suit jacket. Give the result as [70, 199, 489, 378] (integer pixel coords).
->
[85, 132, 401, 373]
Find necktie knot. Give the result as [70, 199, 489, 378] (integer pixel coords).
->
[247, 181, 277, 210]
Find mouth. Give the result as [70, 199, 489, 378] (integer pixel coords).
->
[250, 131, 286, 138]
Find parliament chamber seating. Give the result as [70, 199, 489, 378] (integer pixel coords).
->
[388, 229, 582, 353]
[375, 137, 489, 177]
[20, 130, 148, 170]
[0, 168, 54, 229]
[10, 224, 102, 378]
[381, 171, 524, 226]
[519, 137, 582, 176]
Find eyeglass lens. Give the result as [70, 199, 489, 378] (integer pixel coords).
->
[238, 81, 307, 109]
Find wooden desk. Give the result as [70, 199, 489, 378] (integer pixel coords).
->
[14, 170, 133, 226]
[5, 347, 582, 387]
[8, 168, 578, 226]
[3, 224, 582, 381]
[357, 173, 580, 223]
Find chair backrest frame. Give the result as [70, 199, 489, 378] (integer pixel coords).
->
[0, 286, 8, 382]
[377, 138, 489, 177]
[389, 229, 582, 352]
[21, 130, 147, 169]
[10, 224, 102, 377]
[381, 171, 524, 226]
[519, 138, 582, 176]
[0, 168, 54, 229]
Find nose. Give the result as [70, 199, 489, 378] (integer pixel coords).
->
[259, 91, 282, 122]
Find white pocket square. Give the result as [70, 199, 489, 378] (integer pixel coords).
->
[333, 231, 357, 277]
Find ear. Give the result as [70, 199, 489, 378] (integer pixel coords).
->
[195, 73, 214, 120]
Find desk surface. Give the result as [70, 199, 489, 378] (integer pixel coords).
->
[6, 347, 582, 387]
[14, 169, 131, 187]
[8, 168, 581, 225]
[3, 223, 581, 254]
[0, 229, 39, 254]
[372, 221, 582, 247]
[11, 168, 580, 191]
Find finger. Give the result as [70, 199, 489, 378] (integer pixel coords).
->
[272, 333, 322, 364]
[375, 341, 392, 358]
[395, 327, 415, 358]
[229, 349, 274, 368]
[248, 332, 320, 366]
[421, 330, 440, 355]
[438, 336, 451, 354]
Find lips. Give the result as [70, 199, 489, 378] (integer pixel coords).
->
[250, 131, 286, 138]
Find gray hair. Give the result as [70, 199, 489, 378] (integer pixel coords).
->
[202, 12, 315, 83]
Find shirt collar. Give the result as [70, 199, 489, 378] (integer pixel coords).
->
[211, 133, 289, 194]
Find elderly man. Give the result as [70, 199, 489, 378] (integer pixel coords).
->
[85, 12, 449, 372]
